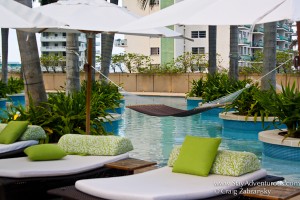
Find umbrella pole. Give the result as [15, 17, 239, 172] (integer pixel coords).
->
[86, 33, 93, 134]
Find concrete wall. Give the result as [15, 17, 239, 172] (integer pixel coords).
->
[8, 73, 300, 93]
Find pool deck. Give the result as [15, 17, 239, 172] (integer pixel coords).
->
[123, 92, 186, 97]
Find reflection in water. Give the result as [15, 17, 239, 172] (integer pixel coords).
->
[118, 95, 300, 184]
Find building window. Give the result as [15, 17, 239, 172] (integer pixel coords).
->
[150, 47, 160, 55]
[63, 52, 66, 56]
[191, 31, 206, 38]
[192, 47, 205, 54]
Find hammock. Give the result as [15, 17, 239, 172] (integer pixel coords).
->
[126, 103, 225, 117]
[126, 86, 250, 117]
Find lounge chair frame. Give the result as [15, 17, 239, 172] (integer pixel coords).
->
[0, 167, 127, 200]
[47, 175, 284, 200]
[0, 147, 26, 159]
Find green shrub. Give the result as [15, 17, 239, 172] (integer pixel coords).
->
[0, 82, 8, 98]
[7, 77, 24, 94]
[186, 78, 205, 97]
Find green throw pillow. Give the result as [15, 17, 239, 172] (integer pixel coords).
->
[19, 125, 47, 141]
[172, 136, 221, 176]
[210, 150, 261, 176]
[0, 121, 29, 144]
[24, 144, 67, 161]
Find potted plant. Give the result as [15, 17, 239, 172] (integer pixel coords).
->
[256, 82, 300, 161]
[6, 77, 25, 106]
[220, 83, 281, 140]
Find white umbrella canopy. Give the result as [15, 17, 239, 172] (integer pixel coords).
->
[29, 0, 183, 38]
[0, 0, 66, 28]
[26, 0, 185, 134]
[120, 0, 299, 30]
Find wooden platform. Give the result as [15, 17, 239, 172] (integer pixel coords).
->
[104, 158, 157, 175]
[242, 185, 300, 200]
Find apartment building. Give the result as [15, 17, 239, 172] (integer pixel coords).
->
[120, 0, 293, 69]
[40, 32, 88, 67]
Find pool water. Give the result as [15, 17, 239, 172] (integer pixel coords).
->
[118, 95, 300, 185]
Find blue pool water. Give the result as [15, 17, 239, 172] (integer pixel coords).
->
[118, 95, 300, 185]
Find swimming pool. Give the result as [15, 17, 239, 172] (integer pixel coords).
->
[118, 95, 300, 185]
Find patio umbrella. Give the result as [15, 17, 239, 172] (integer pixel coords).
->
[0, 0, 66, 29]
[119, 0, 299, 28]
[120, 0, 300, 65]
[27, 0, 184, 134]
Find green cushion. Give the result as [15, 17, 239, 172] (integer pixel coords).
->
[19, 125, 47, 141]
[210, 150, 261, 176]
[172, 136, 221, 176]
[24, 144, 67, 161]
[0, 121, 29, 144]
[58, 134, 134, 156]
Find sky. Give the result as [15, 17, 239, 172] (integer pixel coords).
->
[0, 0, 124, 63]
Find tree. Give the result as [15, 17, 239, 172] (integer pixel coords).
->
[1, 28, 9, 85]
[261, 22, 277, 90]
[208, 26, 217, 74]
[229, 26, 239, 80]
[66, 33, 80, 94]
[15, 0, 47, 106]
[100, 0, 119, 81]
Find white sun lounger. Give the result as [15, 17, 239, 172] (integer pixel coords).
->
[0, 140, 39, 159]
[75, 166, 267, 200]
[0, 153, 129, 200]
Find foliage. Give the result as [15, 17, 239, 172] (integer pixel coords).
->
[40, 54, 66, 73]
[174, 52, 208, 73]
[254, 82, 300, 138]
[201, 73, 251, 102]
[7, 77, 24, 94]
[186, 78, 205, 97]
[81, 80, 122, 110]
[1, 81, 123, 142]
[0, 82, 8, 98]
[224, 83, 265, 117]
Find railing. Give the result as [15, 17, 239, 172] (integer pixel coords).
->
[40, 36, 66, 41]
[40, 46, 66, 51]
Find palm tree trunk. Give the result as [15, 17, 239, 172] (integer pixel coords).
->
[229, 26, 239, 80]
[261, 22, 277, 90]
[1, 28, 9, 85]
[15, 0, 47, 106]
[100, 0, 119, 81]
[208, 26, 217, 74]
[100, 33, 114, 81]
[66, 33, 80, 94]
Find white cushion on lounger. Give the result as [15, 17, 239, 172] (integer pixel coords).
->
[0, 140, 39, 153]
[0, 153, 129, 178]
[76, 167, 267, 200]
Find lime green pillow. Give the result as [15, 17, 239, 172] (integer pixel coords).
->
[0, 121, 29, 144]
[172, 136, 221, 176]
[24, 144, 67, 161]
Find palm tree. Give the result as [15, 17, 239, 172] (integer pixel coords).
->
[229, 26, 239, 80]
[100, 0, 119, 81]
[15, 0, 47, 106]
[66, 33, 80, 94]
[261, 22, 277, 90]
[208, 26, 217, 74]
[1, 28, 9, 85]
[138, 0, 157, 9]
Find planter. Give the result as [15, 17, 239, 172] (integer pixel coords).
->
[186, 97, 202, 109]
[105, 103, 125, 114]
[259, 129, 300, 161]
[201, 107, 225, 117]
[7, 93, 25, 106]
[219, 111, 285, 140]
[99, 113, 122, 135]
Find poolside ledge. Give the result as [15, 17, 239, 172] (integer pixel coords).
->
[259, 129, 300, 147]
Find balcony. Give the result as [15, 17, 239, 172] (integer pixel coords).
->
[238, 38, 250, 45]
[41, 36, 66, 42]
[41, 46, 66, 52]
[251, 41, 263, 48]
[240, 55, 252, 61]
[253, 27, 264, 33]
[238, 25, 251, 30]
[114, 39, 127, 47]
